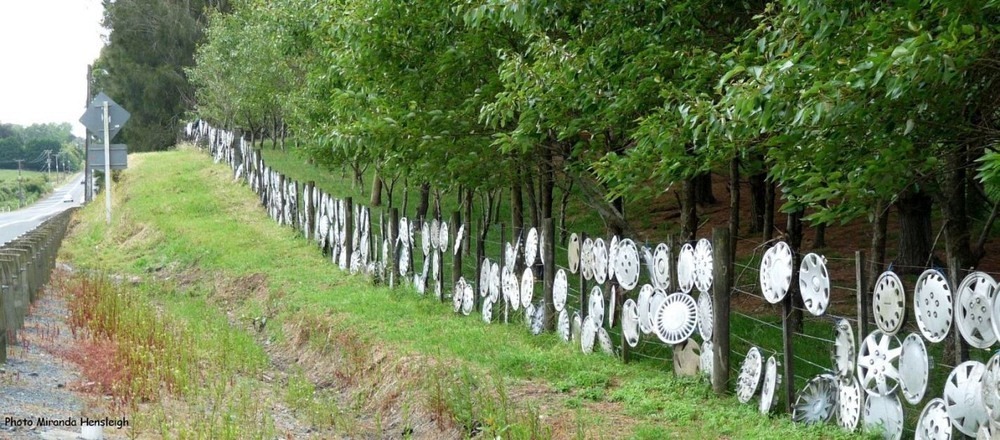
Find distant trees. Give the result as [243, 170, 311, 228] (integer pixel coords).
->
[0, 122, 80, 172]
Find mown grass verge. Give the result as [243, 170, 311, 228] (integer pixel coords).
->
[59, 146, 873, 439]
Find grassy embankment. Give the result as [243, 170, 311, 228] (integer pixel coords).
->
[59, 145, 872, 439]
[257, 147, 865, 398]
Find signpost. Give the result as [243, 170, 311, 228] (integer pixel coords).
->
[79, 92, 130, 225]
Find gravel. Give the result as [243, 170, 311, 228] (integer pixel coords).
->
[0, 286, 122, 439]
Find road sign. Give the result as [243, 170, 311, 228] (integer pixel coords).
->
[79, 92, 130, 140]
[78, 91, 130, 225]
[87, 145, 128, 170]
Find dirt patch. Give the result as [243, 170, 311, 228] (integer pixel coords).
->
[210, 271, 270, 307]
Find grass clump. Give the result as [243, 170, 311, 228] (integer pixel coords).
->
[58, 272, 276, 439]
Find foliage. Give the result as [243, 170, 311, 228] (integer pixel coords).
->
[0, 121, 80, 172]
[615, 1, 1000, 224]
[93, 0, 230, 151]
[187, 0, 1000, 264]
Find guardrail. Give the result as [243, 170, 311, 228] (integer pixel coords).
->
[0, 208, 75, 361]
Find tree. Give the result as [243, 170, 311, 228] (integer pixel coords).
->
[94, 0, 229, 151]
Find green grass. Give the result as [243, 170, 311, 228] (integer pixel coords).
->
[0, 169, 55, 210]
[60, 146, 874, 439]
[0, 169, 46, 180]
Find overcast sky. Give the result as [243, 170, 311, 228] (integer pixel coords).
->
[0, 0, 105, 137]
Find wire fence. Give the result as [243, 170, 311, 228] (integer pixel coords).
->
[187, 120, 1000, 439]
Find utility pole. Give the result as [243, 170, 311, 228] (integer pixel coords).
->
[45, 150, 52, 177]
[84, 64, 93, 202]
[14, 159, 24, 208]
[103, 100, 111, 224]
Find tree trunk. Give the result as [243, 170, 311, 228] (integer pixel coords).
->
[729, 157, 740, 290]
[681, 177, 698, 242]
[525, 164, 540, 228]
[464, 188, 474, 256]
[694, 172, 716, 205]
[370, 173, 383, 207]
[569, 170, 634, 237]
[352, 163, 364, 189]
[280, 122, 286, 151]
[512, 171, 524, 242]
[896, 189, 935, 273]
[558, 180, 573, 245]
[749, 169, 767, 233]
[941, 145, 976, 271]
[787, 208, 804, 332]
[763, 181, 775, 242]
[869, 199, 889, 293]
[813, 204, 827, 249]
[491, 189, 501, 226]
[610, 197, 625, 237]
[415, 182, 430, 222]
[813, 223, 826, 249]
[434, 190, 442, 222]
[271, 115, 278, 149]
[387, 176, 397, 209]
[402, 180, 410, 217]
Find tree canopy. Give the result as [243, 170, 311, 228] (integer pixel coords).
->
[186, 0, 1000, 268]
[0, 122, 81, 172]
[92, 0, 230, 151]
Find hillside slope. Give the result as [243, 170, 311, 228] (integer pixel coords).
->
[58, 145, 868, 439]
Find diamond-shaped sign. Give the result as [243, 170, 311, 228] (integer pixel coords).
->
[79, 92, 130, 141]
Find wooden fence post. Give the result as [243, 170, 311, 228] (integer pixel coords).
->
[948, 256, 969, 364]
[855, 250, 869, 414]
[475, 217, 486, 313]
[304, 181, 315, 241]
[344, 197, 354, 272]
[781, 244, 798, 413]
[542, 218, 555, 331]
[579, 232, 588, 318]
[501, 223, 508, 323]
[668, 235, 678, 293]
[855, 251, 870, 345]
[451, 211, 462, 293]
[389, 208, 399, 288]
[367, 207, 375, 273]
[291, 180, 300, 230]
[711, 227, 731, 395]
[277, 174, 286, 225]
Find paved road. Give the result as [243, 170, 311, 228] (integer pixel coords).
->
[0, 174, 85, 246]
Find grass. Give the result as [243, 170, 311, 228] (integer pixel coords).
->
[58, 145, 876, 439]
[55, 271, 276, 439]
[0, 169, 54, 210]
[0, 169, 46, 180]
